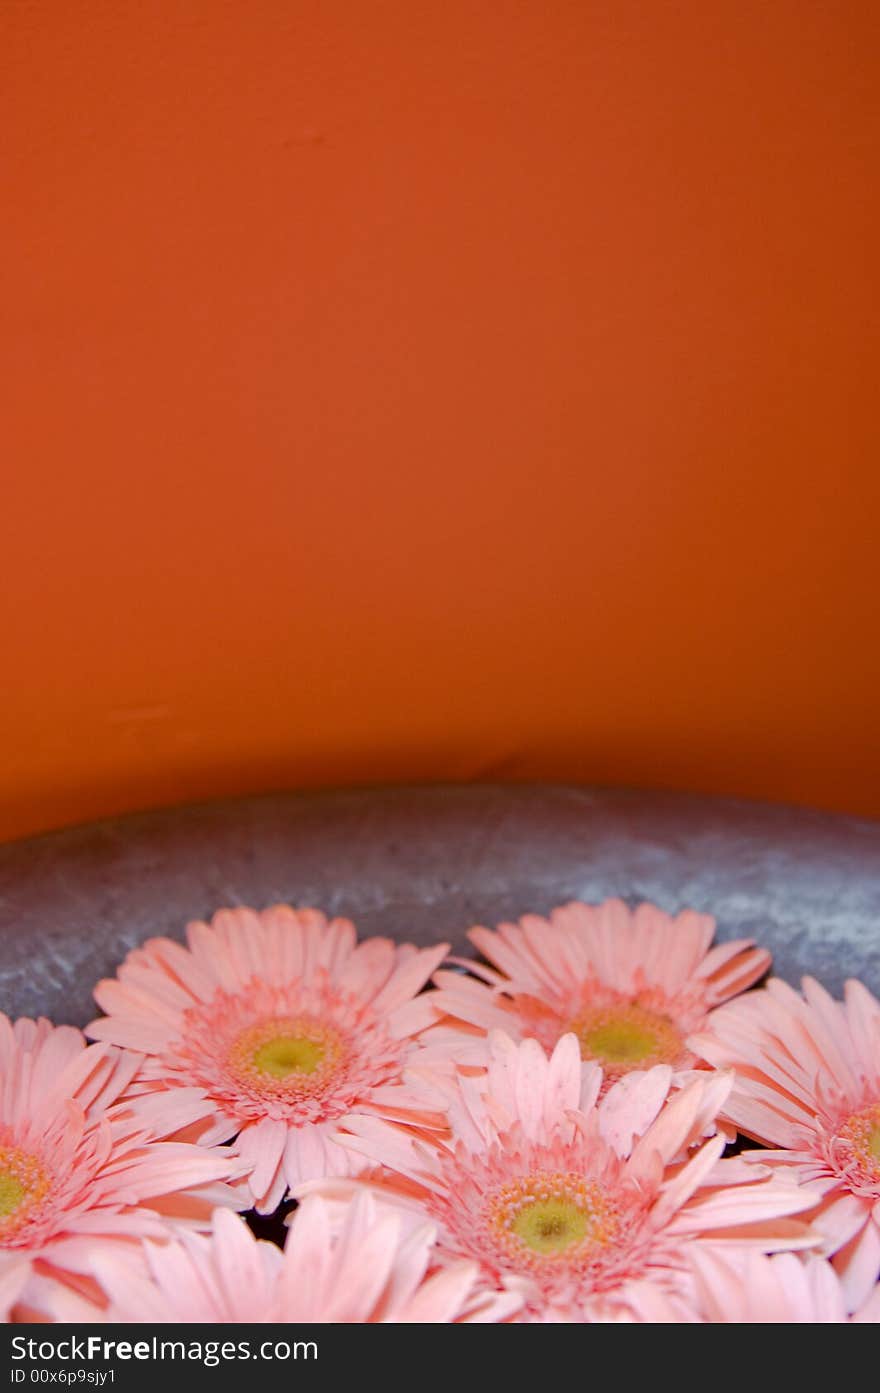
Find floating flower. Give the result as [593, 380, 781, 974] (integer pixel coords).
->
[302, 1031, 816, 1321]
[690, 975, 880, 1309]
[0, 1014, 242, 1321]
[427, 900, 770, 1086]
[87, 906, 450, 1211]
[689, 1248, 880, 1323]
[47, 1196, 522, 1323]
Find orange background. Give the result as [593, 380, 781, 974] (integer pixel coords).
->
[2, 1, 879, 844]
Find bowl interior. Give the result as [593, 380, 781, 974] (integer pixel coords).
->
[1, 784, 878, 1028]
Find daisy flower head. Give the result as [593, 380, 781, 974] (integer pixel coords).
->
[0, 1014, 242, 1320]
[87, 906, 450, 1211]
[428, 899, 770, 1087]
[304, 1031, 817, 1322]
[690, 975, 880, 1309]
[50, 1195, 522, 1324]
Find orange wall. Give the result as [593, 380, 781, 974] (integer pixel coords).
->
[2, 1, 879, 843]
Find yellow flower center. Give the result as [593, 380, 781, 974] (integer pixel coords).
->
[227, 1015, 345, 1095]
[0, 1146, 50, 1243]
[567, 1003, 682, 1076]
[0, 1173, 26, 1218]
[488, 1171, 620, 1268]
[511, 1197, 590, 1255]
[837, 1104, 880, 1181]
[252, 1036, 326, 1078]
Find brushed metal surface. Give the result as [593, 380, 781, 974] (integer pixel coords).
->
[1, 784, 878, 1028]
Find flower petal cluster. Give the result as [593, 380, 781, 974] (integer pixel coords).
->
[0, 1015, 242, 1319]
[304, 1031, 816, 1320]
[87, 906, 449, 1210]
[428, 899, 769, 1086]
[1, 898, 876, 1323]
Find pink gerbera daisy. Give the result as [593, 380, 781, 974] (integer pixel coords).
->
[690, 975, 880, 1309]
[47, 1196, 522, 1323]
[0, 1014, 242, 1321]
[302, 1031, 817, 1322]
[87, 906, 449, 1211]
[427, 899, 770, 1087]
[689, 1248, 880, 1323]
